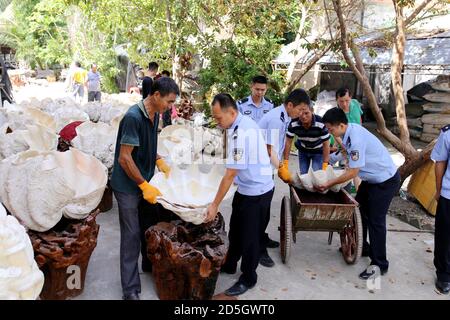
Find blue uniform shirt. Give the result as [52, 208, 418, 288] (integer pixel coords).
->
[226, 113, 274, 196]
[237, 95, 274, 123]
[258, 104, 291, 161]
[343, 123, 397, 184]
[431, 125, 450, 199]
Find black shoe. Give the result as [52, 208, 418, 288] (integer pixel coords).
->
[435, 280, 450, 295]
[358, 267, 387, 280]
[224, 282, 255, 296]
[220, 266, 236, 274]
[265, 238, 280, 248]
[122, 292, 140, 300]
[259, 252, 275, 268]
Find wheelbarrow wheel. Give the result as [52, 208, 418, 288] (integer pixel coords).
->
[339, 207, 363, 264]
[280, 196, 292, 264]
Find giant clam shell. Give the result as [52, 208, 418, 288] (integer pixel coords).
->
[293, 165, 351, 193]
[0, 149, 107, 231]
[150, 164, 236, 224]
[72, 121, 117, 170]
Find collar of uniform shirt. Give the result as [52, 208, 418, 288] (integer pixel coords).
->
[249, 95, 266, 108]
[230, 112, 243, 131]
[342, 122, 353, 146]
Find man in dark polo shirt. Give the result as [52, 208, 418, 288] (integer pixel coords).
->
[110, 77, 179, 300]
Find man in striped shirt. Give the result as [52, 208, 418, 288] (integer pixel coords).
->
[283, 92, 330, 174]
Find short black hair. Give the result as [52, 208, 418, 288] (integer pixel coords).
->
[322, 107, 348, 125]
[151, 77, 179, 97]
[161, 70, 170, 77]
[336, 87, 351, 99]
[75, 61, 81, 68]
[252, 75, 268, 85]
[211, 93, 237, 111]
[148, 62, 159, 71]
[285, 88, 311, 107]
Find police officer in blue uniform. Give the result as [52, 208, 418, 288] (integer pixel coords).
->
[257, 89, 304, 267]
[431, 125, 450, 295]
[237, 75, 274, 123]
[318, 108, 400, 279]
[205, 93, 274, 296]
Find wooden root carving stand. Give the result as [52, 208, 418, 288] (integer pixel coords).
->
[146, 213, 228, 300]
[28, 211, 100, 300]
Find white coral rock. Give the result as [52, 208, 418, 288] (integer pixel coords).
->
[0, 149, 107, 231]
[0, 203, 44, 300]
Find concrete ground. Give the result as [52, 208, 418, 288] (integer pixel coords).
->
[75, 155, 448, 300]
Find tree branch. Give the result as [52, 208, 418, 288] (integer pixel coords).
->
[285, 41, 333, 92]
[405, 0, 435, 26]
[332, 0, 414, 155]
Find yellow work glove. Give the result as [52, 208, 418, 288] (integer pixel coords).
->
[138, 181, 162, 204]
[156, 158, 171, 178]
[322, 162, 328, 171]
[278, 160, 292, 184]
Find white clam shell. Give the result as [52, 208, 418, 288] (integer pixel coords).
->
[150, 164, 236, 225]
[294, 165, 351, 193]
[0, 203, 45, 300]
[72, 121, 118, 170]
[0, 149, 107, 231]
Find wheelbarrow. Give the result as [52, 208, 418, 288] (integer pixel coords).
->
[280, 186, 362, 265]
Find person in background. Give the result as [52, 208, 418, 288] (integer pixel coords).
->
[160, 69, 173, 127]
[70, 61, 87, 103]
[282, 90, 330, 175]
[237, 76, 274, 123]
[329, 88, 364, 161]
[87, 63, 102, 102]
[142, 61, 159, 99]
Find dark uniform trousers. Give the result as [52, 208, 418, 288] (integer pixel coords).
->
[222, 188, 274, 287]
[435, 196, 450, 282]
[114, 190, 178, 296]
[261, 187, 276, 253]
[355, 170, 400, 271]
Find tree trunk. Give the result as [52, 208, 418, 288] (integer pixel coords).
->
[391, 1, 414, 157]
[285, 4, 309, 84]
[399, 144, 434, 185]
[285, 42, 332, 93]
[332, 0, 437, 182]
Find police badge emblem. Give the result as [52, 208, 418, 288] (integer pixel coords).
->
[233, 148, 244, 161]
[350, 150, 359, 161]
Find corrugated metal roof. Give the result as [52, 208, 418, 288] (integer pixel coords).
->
[274, 31, 450, 66]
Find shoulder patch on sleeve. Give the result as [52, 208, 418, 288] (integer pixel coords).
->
[264, 97, 272, 103]
[442, 125, 450, 132]
[280, 111, 285, 122]
[238, 97, 249, 105]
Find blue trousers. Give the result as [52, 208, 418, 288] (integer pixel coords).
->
[298, 150, 323, 174]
